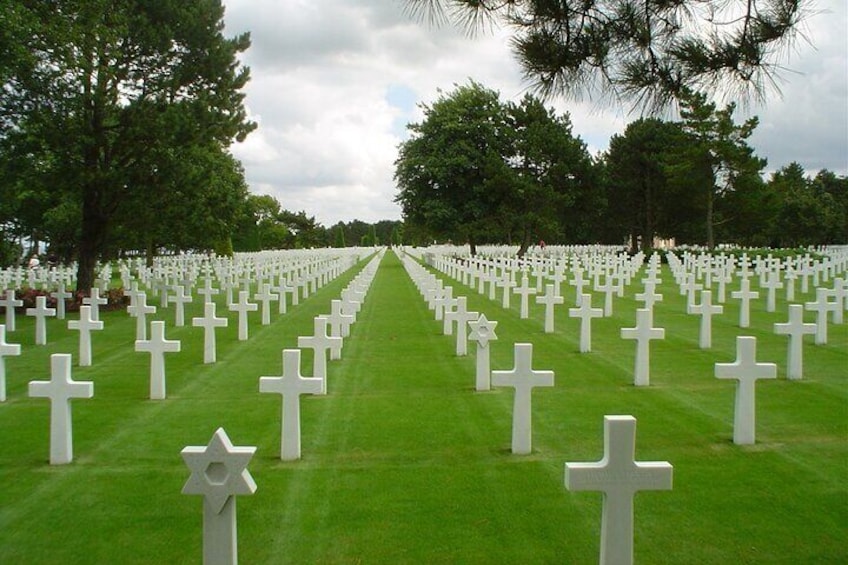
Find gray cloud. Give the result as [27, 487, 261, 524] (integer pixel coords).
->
[223, 0, 847, 226]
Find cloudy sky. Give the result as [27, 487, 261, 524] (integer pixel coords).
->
[222, 0, 848, 226]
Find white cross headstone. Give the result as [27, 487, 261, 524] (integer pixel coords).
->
[127, 291, 156, 341]
[297, 316, 341, 395]
[596, 276, 617, 317]
[273, 277, 292, 314]
[0, 324, 22, 402]
[620, 308, 665, 386]
[498, 271, 516, 309]
[168, 284, 193, 327]
[569, 293, 604, 353]
[82, 287, 107, 321]
[197, 277, 220, 305]
[50, 283, 72, 320]
[229, 290, 258, 341]
[536, 284, 564, 333]
[491, 343, 554, 454]
[731, 278, 759, 328]
[28, 354, 94, 464]
[67, 305, 103, 367]
[327, 298, 354, 341]
[468, 314, 498, 391]
[1, 289, 23, 331]
[829, 277, 847, 324]
[432, 286, 453, 322]
[805, 287, 837, 345]
[192, 302, 228, 364]
[135, 320, 181, 399]
[687, 290, 723, 349]
[678, 273, 703, 310]
[761, 270, 783, 313]
[570, 269, 589, 306]
[254, 283, 278, 326]
[181, 427, 257, 565]
[444, 296, 478, 356]
[259, 349, 323, 461]
[635, 284, 663, 314]
[513, 272, 537, 319]
[773, 304, 816, 380]
[26, 295, 56, 345]
[565, 415, 673, 565]
[715, 336, 777, 445]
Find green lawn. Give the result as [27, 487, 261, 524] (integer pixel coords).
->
[0, 249, 845, 563]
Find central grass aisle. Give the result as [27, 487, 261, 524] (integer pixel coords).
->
[247, 250, 590, 563]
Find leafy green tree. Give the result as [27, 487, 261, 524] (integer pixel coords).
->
[115, 142, 248, 262]
[395, 83, 594, 254]
[0, 1, 254, 290]
[674, 90, 765, 249]
[334, 225, 347, 248]
[395, 81, 511, 254]
[500, 94, 596, 254]
[767, 163, 845, 247]
[405, 0, 810, 111]
[604, 118, 686, 252]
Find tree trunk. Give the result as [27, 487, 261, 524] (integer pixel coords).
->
[76, 189, 107, 293]
[706, 186, 715, 250]
[642, 178, 654, 253]
[516, 226, 532, 258]
[146, 236, 155, 268]
[468, 234, 477, 256]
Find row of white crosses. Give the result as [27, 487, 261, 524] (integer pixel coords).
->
[179, 250, 382, 565]
[402, 252, 555, 455]
[1, 249, 371, 474]
[260, 253, 379, 462]
[428, 245, 847, 385]
[421, 245, 847, 446]
[402, 248, 672, 565]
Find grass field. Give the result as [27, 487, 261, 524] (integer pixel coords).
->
[0, 249, 845, 563]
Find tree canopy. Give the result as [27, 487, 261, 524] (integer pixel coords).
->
[0, 0, 254, 289]
[395, 82, 595, 255]
[405, 0, 810, 112]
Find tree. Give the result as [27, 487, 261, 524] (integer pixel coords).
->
[405, 0, 810, 112]
[334, 225, 347, 248]
[500, 94, 595, 255]
[394, 81, 511, 254]
[809, 169, 848, 243]
[395, 82, 595, 254]
[114, 141, 249, 262]
[604, 118, 686, 251]
[674, 90, 765, 249]
[1, 1, 254, 290]
[767, 163, 845, 247]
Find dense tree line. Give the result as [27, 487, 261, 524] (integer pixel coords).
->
[230, 194, 403, 252]
[0, 1, 254, 287]
[395, 82, 847, 253]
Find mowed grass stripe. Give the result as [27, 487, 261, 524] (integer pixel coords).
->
[245, 250, 594, 563]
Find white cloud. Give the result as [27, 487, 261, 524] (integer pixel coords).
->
[223, 0, 848, 226]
